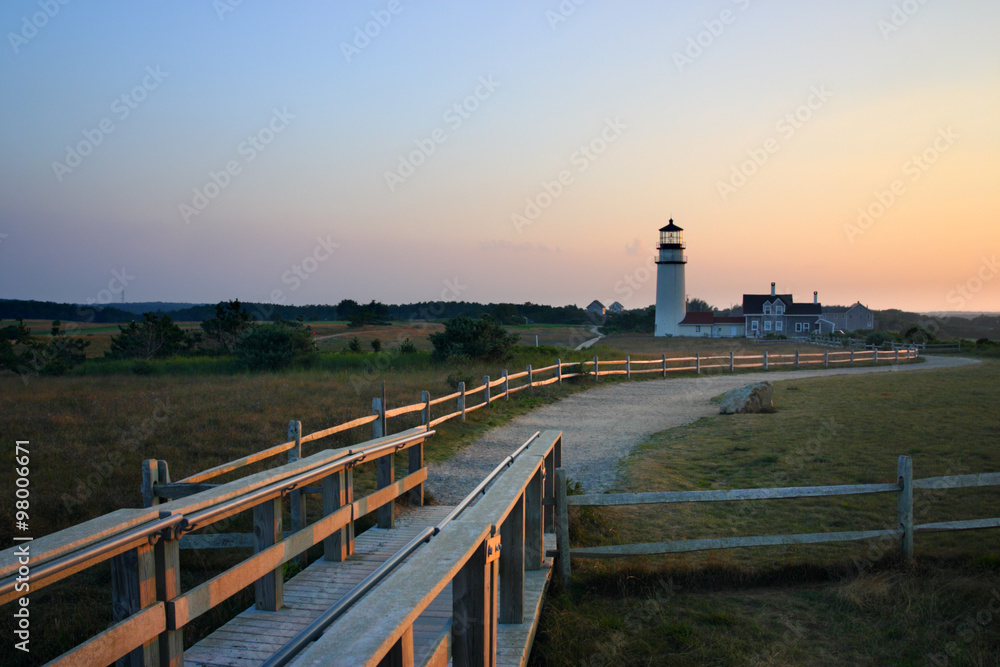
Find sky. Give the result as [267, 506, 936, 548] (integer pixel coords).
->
[1, 1, 998, 314]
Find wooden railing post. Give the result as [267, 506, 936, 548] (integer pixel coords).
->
[763, 350, 768, 370]
[253, 497, 283, 611]
[898, 455, 914, 562]
[499, 494, 525, 624]
[141, 459, 160, 509]
[287, 420, 306, 569]
[408, 433, 424, 507]
[850, 349, 855, 366]
[795, 350, 800, 369]
[729, 351, 734, 373]
[555, 468, 571, 587]
[452, 527, 499, 667]
[111, 543, 158, 666]
[420, 390, 430, 427]
[556, 358, 562, 384]
[458, 381, 466, 422]
[695, 353, 700, 374]
[323, 468, 354, 561]
[895, 349, 899, 364]
[382, 627, 415, 667]
[484, 376, 491, 408]
[155, 530, 183, 666]
[593, 356, 599, 381]
[372, 398, 384, 438]
[502, 370, 509, 401]
[373, 396, 394, 528]
[526, 364, 533, 389]
[663, 353, 668, 377]
[524, 467, 544, 571]
[544, 447, 556, 533]
[874, 348, 879, 364]
[626, 355, 631, 379]
[824, 351, 829, 368]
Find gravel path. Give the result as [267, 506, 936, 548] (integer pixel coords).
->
[424, 355, 979, 503]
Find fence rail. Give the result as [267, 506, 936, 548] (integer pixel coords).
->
[554, 456, 999, 579]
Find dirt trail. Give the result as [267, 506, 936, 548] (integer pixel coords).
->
[424, 355, 979, 503]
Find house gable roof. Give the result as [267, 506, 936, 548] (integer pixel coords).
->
[586, 300, 605, 310]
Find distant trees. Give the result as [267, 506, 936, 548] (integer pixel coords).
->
[338, 299, 391, 327]
[107, 313, 200, 360]
[430, 315, 519, 362]
[602, 306, 655, 334]
[1, 319, 90, 376]
[687, 298, 714, 313]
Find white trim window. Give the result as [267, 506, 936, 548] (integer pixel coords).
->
[764, 321, 772, 331]
[695, 325, 701, 333]
[751, 320, 759, 331]
[795, 322, 803, 333]
[776, 303, 785, 315]
[764, 304, 772, 315]
[776, 321, 783, 332]
[803, 322, 810, 332]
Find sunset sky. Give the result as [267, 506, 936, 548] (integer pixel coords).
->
[1, 1, 998, 313]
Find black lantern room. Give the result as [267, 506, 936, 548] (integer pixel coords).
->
[658, 219, 684, 248]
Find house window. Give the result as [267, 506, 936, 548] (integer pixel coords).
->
[695, 326, 701, 333]
[803, 322, 810, 332]
[751, 320, 759, 331]
[795, 322, 802, 333]
[776, 321, 783, 332]
[764, 321, 772, 331]
[776, 304, 784, 315]
[764, 304, 772, 315]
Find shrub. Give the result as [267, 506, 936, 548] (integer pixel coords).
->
[200, 300, 255, 353]
[865, 331, 891, 347]
[347, 337, 362, 353]
[236, 321, 315, 371]
[131, 360, 155, 375]
[371, 338, 382, 353]
[1, 318, 89, 376]
[107, 313, 199, 360]
[446, 370, 476, 390]
[399, 338, 417, 354]
[430, 315, 519, 362]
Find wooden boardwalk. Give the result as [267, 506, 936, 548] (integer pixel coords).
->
[184, 504, 555, 667]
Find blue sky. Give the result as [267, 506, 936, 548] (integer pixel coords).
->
[1, 1, 998, 312]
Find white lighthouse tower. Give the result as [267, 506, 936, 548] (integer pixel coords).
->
[654, 219, 687, 337]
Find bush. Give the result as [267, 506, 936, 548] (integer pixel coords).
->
[399, 338, 417, 354]
[236, 322, 315, 371]
[200, 300, 255, 353]
[446, 370, 476, 390]
[430, 315, 519, 362]
[347, 337, 362, 353]
[107, 313, 199, 360]
[1, 319, 89, 377]
[865, 331, 891, 347]
[131, 360, 155, 375]
[371, 338, 382, 353]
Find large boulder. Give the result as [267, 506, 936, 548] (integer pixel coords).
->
[719, 382, 774, 414]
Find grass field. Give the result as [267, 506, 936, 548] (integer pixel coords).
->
[530, 360, 1000, 666]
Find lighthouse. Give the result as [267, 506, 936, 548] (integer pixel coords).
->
[654, 219, 687, 337]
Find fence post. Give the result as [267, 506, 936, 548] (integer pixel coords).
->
[593, 356, 599, 381]
[458, 381, 466, 421]
[525, 467, 543, 571]
[895, 349, 899, 364]
[763, 350, 768, 370]
[729, 351, 734, 373]
[824, 351, 829, 368]
[850, 349, 855, 366]
[874, 348, 879, 364]
[323, 467, 354, 561]
[420, 390, 430, 427]
[555, 468, 571, 587]
[557, 358, 562, 384]
[695, 353, 700, 374]
[111, 543, 158, 666]
[452, 527, 499, 667]
[408, 431, 424, 507]
[287, 420, 306, 569]
[155, 530, 183, 666]
[141, 459, 161, 509]
[503, 369, 509, 401]
[663, 353, 668, 377]
[499, 493, 525, 624]
[527, 364, 533, 389]
[897, 455, 914, 562]
[626, 355, 631, 379]
[373, 397, 394, 528]
[253, 497, 283, 611]
[795, 350, 799, 369]
[484, 375, 491, 408]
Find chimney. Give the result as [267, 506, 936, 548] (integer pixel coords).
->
[813, 291, 818, 305]
[770, 282, 776, 296]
